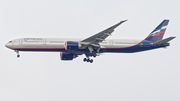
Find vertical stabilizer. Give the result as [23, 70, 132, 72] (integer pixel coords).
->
[145, 20, 169, 42]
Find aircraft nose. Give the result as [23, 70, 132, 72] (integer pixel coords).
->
[5, 43, 10, 48]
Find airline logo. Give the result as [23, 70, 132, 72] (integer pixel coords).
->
[24, 38, 43, 41]
[149, 26, 167, 37]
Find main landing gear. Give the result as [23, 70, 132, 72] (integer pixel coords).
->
[83, 50, 99, 63]
[83, 58, 93, 63]
[15, 50, 20, 58]
[83, 54, 94, 63]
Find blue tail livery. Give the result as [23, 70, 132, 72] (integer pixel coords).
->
[145, 20, 169, 42]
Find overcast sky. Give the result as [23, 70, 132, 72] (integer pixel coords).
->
[0, 0, 180, 101]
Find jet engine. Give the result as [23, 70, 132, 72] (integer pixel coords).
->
[65, 41, 81, 50]
[60, 52, 77, 60]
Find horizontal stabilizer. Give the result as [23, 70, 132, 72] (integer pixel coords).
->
[153, 37, 176, 45]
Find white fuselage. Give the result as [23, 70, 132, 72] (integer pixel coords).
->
[5, 38, 141, 51]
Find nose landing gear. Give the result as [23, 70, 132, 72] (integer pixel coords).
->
[15, 50, 20, 58]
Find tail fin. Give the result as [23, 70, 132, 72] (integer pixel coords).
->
[145, 20, 169, 42]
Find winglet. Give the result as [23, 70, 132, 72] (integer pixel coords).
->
[110, 20, 128, 29]
[121, 19, 128, 23]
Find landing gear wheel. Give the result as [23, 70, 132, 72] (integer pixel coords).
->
[87, 59, 90, 62]
[83, 58, 87, 62]
[90, 59, 93, 63]
[84, 54, 94, 63]
[15, 50, 20, 58]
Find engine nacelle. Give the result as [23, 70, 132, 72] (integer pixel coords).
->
[60, 52, 77, 60]
[65, 41, 81, 50]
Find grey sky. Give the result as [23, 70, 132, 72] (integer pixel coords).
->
[0, 0, 179, 101]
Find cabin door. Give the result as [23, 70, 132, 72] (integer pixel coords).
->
[110, 40, 113, 46]
[43, 39, 47, 45]
[19, 39, 23, 45]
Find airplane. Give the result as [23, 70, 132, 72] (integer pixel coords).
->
[5, 19, 175, 63]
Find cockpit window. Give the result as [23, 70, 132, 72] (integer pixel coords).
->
[8, 41, 12, 43]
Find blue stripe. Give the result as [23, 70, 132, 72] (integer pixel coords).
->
[15, 43, 169, 53]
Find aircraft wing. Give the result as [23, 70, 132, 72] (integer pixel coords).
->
[81, 20, 127, 49]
